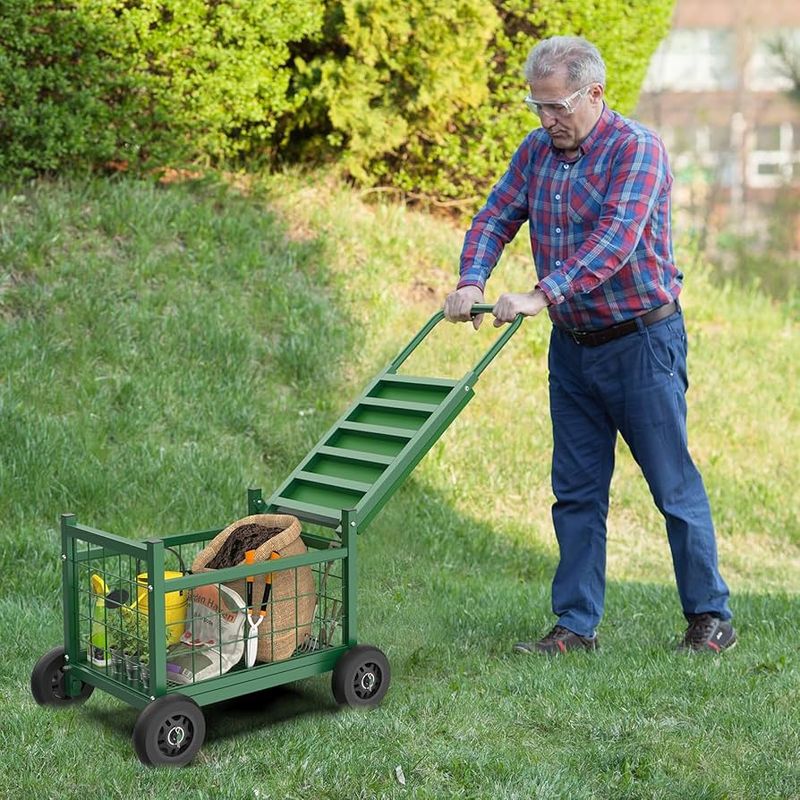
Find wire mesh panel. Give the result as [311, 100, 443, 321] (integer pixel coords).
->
[71, 539, 188, 695]
[64, 523, 346, 699]
[297, 555, 345, 654]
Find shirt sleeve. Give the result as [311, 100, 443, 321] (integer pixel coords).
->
[457, 136, 532, 292]
[536, 133, 668, 306]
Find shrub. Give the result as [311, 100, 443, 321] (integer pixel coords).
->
[100, 0, 324, 165]
[282, 0, 500, 184]
[284, 0, 676, 202]
[0, 1, 135, 175]
[1, 0, 675, 195]
[0, 0, 323, 176]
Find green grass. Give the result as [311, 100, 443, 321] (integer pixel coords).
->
[2, 173, 799, 799]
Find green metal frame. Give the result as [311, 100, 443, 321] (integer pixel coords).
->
[262, 305, 523, 532]
[58, 305, 522, 707]
[60, 505, 351, 709]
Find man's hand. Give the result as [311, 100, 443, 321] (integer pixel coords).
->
[443, 285, 485, 330]
[492, 289, 549, 327]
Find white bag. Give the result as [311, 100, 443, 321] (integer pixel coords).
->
[166, 583, 245, 685]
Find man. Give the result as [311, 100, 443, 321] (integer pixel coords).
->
[443, 36, 735, 655]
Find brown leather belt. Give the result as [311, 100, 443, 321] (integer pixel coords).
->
[561, 301, 679, 347]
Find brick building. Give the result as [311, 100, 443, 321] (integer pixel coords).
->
[634, 0, 800, 246]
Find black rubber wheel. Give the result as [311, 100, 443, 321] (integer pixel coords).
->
[31, 646, 94, 706]
[332, 644, 390, 708]
[132, 694, 206, 767]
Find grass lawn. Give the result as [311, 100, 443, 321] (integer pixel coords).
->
[1, 174, 799, 799]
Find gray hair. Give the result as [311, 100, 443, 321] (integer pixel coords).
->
[523, 36, 606, 89]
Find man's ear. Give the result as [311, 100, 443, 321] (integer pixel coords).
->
[590, 84, 605, 105]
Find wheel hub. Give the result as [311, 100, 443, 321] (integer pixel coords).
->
[361, 671, 376, 691]
[167, 725, 186, 747]
[354, 663, 380, 698]
[159, 715, 192, 755]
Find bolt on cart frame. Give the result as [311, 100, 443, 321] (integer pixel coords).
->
[31, 305, 523, 765]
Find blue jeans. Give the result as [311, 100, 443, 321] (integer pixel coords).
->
[547, 307, 731, 637]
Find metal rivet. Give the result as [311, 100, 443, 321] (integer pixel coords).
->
[148, 585, 153, 591]
[61, 554, 67, 560]
[150, 696, 156, 701]
[64, 654, 69, 662]
[350, 521, 356, 527]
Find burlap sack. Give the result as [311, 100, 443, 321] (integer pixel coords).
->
[191, 514, 316, 663]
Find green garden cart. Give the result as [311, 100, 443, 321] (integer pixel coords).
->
[31, 305, 522, 766]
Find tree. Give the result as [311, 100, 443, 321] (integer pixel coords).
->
[283, 0, 677, 202]
[768, 33, 800, 104]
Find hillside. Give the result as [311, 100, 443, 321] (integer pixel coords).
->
[3, 175, 799, 798]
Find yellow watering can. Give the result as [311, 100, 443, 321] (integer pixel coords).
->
[135, 571, 187, 646]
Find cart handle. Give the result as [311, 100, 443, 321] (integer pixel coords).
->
[388, 304, 524, 380]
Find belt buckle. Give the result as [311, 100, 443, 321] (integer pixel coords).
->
[569, 329, 590, 345]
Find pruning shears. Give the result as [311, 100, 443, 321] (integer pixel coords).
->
[244, 550, 280, 668]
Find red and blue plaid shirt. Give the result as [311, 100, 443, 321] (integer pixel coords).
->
[458, 104, 681, 331]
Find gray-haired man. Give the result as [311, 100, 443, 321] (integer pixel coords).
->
[444, 36, 735, 655]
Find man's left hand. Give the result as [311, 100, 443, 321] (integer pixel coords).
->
[492, 289, 549, 326]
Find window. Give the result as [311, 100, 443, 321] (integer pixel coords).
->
[642, 29, 737, 92]
[755, 125, 782, 151]
[747, 121, 798, 187]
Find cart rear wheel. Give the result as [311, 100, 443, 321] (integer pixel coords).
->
[133, 694, 206, 767]
[31, 646, 94, 706]
[332, 644, 390, 708]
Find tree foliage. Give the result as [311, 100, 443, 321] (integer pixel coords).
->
[284, 0, 676, 201]
[0, 0, 322, 175]
[768, 32, 800, 104]
[0, 0, 674, 197]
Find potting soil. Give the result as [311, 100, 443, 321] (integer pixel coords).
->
[205, 523, 284, 569]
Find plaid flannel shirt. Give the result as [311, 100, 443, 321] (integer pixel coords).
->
[458, 104, 681, 331]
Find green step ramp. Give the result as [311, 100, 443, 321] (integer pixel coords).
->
[266, 307, 523, 530]
[267, 374, 470, 528]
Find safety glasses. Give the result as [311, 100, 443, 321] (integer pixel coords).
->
[524, 84, 593, 119]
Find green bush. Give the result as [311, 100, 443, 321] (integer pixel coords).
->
[284, 0, 675, 201]
[101, 0, 323, 165]
[0, 1, 135, 175]
[283, 0, 499, 184]
[0, 0, 322, 176]
[1, 0, 675, 194]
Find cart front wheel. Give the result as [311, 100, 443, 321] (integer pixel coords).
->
[31, 646, 94, 706]
[332, 644, 390, 708]
[133, 694, 206, 767]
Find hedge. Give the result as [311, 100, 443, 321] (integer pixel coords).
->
[0, 0, 322, 176]
[1, 0, 674, 199]
[283, 0, 676, 201]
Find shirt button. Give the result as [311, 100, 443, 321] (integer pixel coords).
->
[555, 260, 562, 266]
[555, 227, 562, 234]
[555, 193, 561, 200]
[563, 164, 570, 170]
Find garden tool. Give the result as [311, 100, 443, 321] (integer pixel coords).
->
[260, 551, 281, 608]
[244, 550, 258, 668]
[89, 574, 110, 666]
[321, 600, 342, 647]
[89, 574, 129, 666]
[244, 552, 280, 667]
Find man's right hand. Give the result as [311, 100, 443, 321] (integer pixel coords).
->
[443, 285, 485, 330]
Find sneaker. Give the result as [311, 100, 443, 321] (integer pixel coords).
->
[514, 625, 599, 655]
[677, 613, 737, 654]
